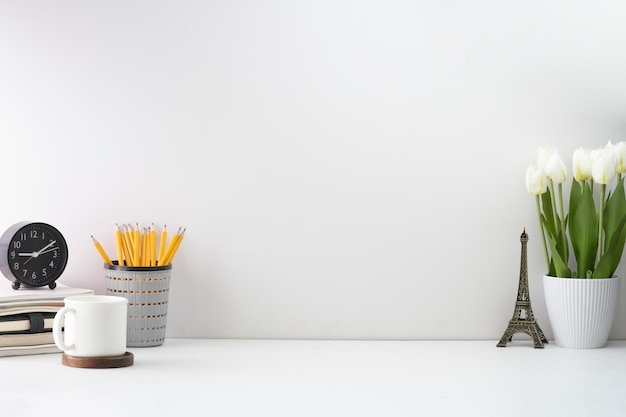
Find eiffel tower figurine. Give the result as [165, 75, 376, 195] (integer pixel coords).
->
[497, 228, 548, 348]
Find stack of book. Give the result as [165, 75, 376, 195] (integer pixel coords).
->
[0, 282, 93, 357]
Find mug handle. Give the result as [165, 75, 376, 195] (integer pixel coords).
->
[52, 306, 74, 352]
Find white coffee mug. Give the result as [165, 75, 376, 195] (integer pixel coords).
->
[53, 295, 128, 357]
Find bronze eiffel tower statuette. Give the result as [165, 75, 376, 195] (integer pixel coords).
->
[497, 229, 548, 348]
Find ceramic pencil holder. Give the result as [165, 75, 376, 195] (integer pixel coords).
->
[104, 262, 172, 347]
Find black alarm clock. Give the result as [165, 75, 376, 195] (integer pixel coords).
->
[0, 222, 69, 290]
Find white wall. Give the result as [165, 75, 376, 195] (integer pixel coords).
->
[2, 0, 626, 340]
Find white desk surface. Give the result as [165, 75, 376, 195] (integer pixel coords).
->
[2, 339, 625, 417]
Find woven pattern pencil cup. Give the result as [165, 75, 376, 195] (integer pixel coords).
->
[104, 262, 172, 347]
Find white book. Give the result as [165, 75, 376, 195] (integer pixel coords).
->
[0, 282, 93, 304]
[0, 343, 60, 357]
[0, 312, 56, 333]
[0, 282, 94, 336]
[0, 331, 55, 347]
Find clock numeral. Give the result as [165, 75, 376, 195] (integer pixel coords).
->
[42, 268, 47, 277]
[49, 260, 55, 268]
[20, 232, 26, 241]
[13, 262, 19, 270]
[30, 230, 38, 239]
[31, 271, 36, 280]
[21, 269, 27, 277]
[10, 250, 15, 260]
[13, 241, 20, 249]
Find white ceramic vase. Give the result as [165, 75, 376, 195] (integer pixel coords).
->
[543, 275, 620, 349]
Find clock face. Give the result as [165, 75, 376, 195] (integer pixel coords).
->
[0, 222, 69, 289]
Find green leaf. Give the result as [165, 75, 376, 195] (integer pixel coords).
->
[543, 215, 572, 277]
[593, 175, 626, 277]
[541, 187, 570, 265]
[603, 175, 626, 249]
[548, 261, 556, 277]
[555, 226, 569, 266]
[569, 180, 582, 222]
[570, 181, 598, 279]
[541, 191, 557, 240]
[594, 214, 626, 278]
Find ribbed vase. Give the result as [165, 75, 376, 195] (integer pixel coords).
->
[543, 275, 620, 349]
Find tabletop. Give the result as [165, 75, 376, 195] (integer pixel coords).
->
[2, 339, 625, 417]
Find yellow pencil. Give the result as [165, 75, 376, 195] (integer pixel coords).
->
[150, 224, 157, 267]
[140, 227, 146, 266]
[122, 224, 131, 257]
[91, 235, 112, 265]
[107, 222, 186, 267]
[159, 227, 180, 266]
[158, 224, 167, 263]
[122, 224, 134, 266]
[162, 228, 185, 266]
[165, 228, 185, 265]
[114, 224, 124, 266]
[133, 223, 140, 267]
[144, 227, 149, 266]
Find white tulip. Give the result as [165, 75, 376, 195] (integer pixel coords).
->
[572, 148, 592, 182]
[602, 140, 619, 170]
[614, 141, 626, 174]
[537, 147, 554, 169]
[544, 151, 568, 184]
[525, 164, 547, 195]
[591, 148, 617, 185]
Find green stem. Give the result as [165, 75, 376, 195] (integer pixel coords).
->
[546, 180, 563, 263]
[557, 182, 568, 261]
[536, 194, 551, 272]
[596, 183, 606, 275]
[547, 180, 559, 236]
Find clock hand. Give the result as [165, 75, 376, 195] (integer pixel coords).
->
[37, 247, 59, 256]
[33, 240, 57, 257]
[23, 240, 57, 265]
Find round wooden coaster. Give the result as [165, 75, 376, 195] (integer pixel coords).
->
[62, 351, 134, 368]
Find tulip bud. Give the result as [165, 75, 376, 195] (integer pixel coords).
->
[614, 141, 626, 174]
[591, 148, 617, 185]
[525, 164, 547, 195]
[544, 151, 568, 184]
[572, 148, 592, 182]
[537, 147, 553, 169]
